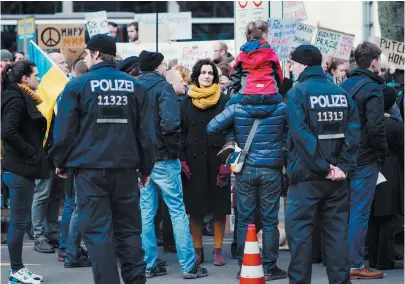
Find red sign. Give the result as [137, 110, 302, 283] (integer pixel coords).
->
[238, 1, 248, 8]
[253, 1, 263, 8]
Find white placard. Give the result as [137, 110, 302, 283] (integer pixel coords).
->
[374, 36, 405, 70]
[314, 27, 355, 60]
[283, 1, 307, 20]
[134, 12, 192, 40]
[85, 11, 109, 38]
[267, 18, 299, 61]
[292, 23, 315, 47]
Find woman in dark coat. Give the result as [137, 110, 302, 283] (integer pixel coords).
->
[1, 60, 49, 283]
[367, 86, 404, 270]
[180, 59, 231, 266]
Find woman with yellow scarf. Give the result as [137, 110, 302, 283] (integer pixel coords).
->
[180, 59, 231, 266]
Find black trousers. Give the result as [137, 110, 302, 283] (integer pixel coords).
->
[75, 168, 145, 284]
[285, 180, 351, 284]
[367, 215, 394, 268]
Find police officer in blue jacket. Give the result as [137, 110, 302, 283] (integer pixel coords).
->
[50, 35, 156, 284]
[285, 45, 360, 284]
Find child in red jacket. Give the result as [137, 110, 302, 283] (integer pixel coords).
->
[218, 20, 284, 159]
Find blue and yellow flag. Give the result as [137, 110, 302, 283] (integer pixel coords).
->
[29, 41, 69, 145]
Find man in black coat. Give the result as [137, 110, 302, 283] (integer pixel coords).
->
[367, 86, 404, 270]
[340, 41, 388, 280]
[136, 51, 208, 280]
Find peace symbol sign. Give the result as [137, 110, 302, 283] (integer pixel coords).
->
[41, 27, 61, 47]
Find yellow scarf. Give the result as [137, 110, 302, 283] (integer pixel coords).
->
[18, 84, 43, 105]
[188, 83, 221, 110]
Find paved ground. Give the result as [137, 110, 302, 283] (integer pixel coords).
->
[1, 235, 403, 284]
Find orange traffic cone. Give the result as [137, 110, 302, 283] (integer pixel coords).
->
[240, 224, 265, 284]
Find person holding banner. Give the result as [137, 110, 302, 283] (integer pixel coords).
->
[50, 34, 156, 284]
[285, 44, 360, 284]
[2, 60, 48, 284]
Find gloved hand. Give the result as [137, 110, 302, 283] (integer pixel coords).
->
[216, 164, 231, 187]
[181, 161, 191, 180]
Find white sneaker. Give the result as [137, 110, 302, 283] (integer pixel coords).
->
[23, 267, 43, 282]
[8, 268, 41, 284]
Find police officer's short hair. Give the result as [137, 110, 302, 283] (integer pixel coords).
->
[89, 50, 115, 62]
[354, 41, 382, 69]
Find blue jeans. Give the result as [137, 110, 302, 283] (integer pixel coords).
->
[235, 166, 282, 269]
[2, 172, 35, 271]
[59, 188, 82, 263]
[348, 162, 379, 269]
[32, 172, 61, 241]
[140, 159, 195, 272]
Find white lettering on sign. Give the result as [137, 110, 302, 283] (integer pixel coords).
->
[310, 95, 348, 109]
[90, 80, 134, 92]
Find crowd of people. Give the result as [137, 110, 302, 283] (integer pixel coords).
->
[0, 19, 404, 284]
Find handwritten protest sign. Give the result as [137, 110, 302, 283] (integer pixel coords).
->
[37, 24, 85, 49]
[292, 23, 315, 46]
[134, 12, 192, 40]
[267, 18, 299, 61]
[85, 11, 109, 38]
[314, 27, 354, 60]
[283, 1, 307, 20]
[333, 75, 347, 86]
[117, 40, 235, 70]
[374, 36, 405, 70]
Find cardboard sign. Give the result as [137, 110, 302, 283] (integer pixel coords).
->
[283, 1, 307, 20]
[85, 11, 109, 38]
[116, 40, 236, 70]
[267, 18, 299, 61]
[38, 24, 85, 49]
[134, 12, 192, 40]
[333, 75, 347, 86]
[61, 47, 85, 68]
[292, 23, 315, 46]
[314, 27, 354, 60]
[374, 36, 405, 70]
[234, 1, 270, 51]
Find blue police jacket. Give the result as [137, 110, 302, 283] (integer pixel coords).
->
[207, 94, 287, 168]
[50, 61, 156, 176]
[286, 66, 360, 184]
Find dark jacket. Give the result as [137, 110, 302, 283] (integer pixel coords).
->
[286, 66, 360, 184]
[340, 69, 388, 166]
[138, 72, 181, 161]
[207, 95, 287, 168]
[229, 40, 283, 95]
[372, 114, 404, 216]
[50, 61, 156, 176]
[1, 83, 49, 179]
[180, 94, 231, 216]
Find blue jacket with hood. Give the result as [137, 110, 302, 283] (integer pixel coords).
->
[207, 94, 287, 168]
[286, 66, 360, 184]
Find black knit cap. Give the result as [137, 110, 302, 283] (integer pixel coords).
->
[86, 34, 116, 56]
[139, 50, 164, 72]
[118, 56, 139, 72]
[290, 44, 322, 66]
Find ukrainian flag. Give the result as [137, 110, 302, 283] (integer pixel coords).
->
[29, 41, 69, 145]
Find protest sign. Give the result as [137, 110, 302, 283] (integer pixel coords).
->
[333, 75, 347, 86]
[234, 1, 269, 51]
[138, 21, 170, 43]
[314, 27, 354, 60]
[17, 17, 36, 59]
[374, 36, 405, 70]
[283, 1, 307, 20]
[85, 11, 109, 38]
[292, 23, 315, 46]
[267, 18, 299, 61]
[116, 40, 235, 70]
[61, 47, 85, 67]
[38, 24, 85, 50]
[134, 12, 192, 40]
